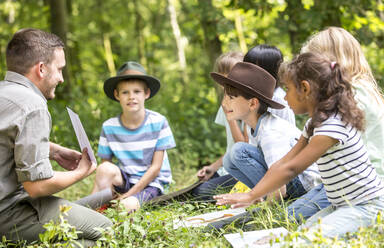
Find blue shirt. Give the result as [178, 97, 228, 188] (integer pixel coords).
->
[98, 110, 176, 192]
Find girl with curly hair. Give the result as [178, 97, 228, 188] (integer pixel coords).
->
[215, 52, 384, 239]
[286, 26, 384, 223]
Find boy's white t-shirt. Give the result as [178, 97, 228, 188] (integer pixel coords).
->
[247, 113, 320, 192]
[214, 87, 295, 176]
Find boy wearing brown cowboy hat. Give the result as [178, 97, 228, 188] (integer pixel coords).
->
[92, 61, 176, 212]
[211, 62, 319, 207]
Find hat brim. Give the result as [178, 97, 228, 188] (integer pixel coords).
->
[210, 72, 285, 109]
[104, 75, 161, 101]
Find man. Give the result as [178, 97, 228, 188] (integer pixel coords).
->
[0, 28, 112, 246]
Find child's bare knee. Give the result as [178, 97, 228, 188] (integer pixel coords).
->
[96, 162, 118, 176]
[121, 196, 140, 211]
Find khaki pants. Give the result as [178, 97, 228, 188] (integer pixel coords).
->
[0, 196, 112, 247]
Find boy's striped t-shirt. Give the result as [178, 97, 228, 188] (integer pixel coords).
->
[303, 114, 384, 206]
[97, 110, 176, 192]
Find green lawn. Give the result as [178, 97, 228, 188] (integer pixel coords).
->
[3, 164, 384, 247]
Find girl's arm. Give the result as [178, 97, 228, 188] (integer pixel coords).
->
[118, 150, 164, 199]
[215, 135, 337, 208]
[273, 135, 308, 167]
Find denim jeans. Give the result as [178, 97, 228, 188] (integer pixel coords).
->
[192, 173, 238, 200]
[301, 195, 384, 238]
[288, 183, 331, 223]
[223, 142, 306, 199]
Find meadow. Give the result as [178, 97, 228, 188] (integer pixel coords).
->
[3, 163, 384, 248]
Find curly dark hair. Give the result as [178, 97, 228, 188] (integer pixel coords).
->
[285, 52, 365, 136]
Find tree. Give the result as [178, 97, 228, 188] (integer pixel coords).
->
[49, 0, 71, 99]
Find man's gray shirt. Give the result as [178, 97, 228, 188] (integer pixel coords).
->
[0, 71, 54, 213]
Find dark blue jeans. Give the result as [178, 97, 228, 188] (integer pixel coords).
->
[223, 142, 307, 200]
[192, 173, 237, 200]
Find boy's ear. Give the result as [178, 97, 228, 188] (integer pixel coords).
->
[145, 88, 151, 99]
[114, 89, 120, 101]
[249, 97, 260, 110]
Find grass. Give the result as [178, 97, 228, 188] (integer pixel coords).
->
[3, 164, 384, 247]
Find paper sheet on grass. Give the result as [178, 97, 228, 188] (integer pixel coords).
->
[173, 208, 246, 229]
[66, 107, 97, 164]
[224, 227, 288, 248]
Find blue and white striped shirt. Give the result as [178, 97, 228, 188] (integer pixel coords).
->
[98, 110, 176, 192]
[303, 114, 384, 206]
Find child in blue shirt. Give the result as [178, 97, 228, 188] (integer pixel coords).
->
[92, 61, 176, 212]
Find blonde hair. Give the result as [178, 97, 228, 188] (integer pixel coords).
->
[301, 26, 384, 104]
[214, 51, 244, 75]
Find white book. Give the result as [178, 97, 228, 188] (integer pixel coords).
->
[66, 107, 97, 164]
[224, 227, 288, 248]
[173, 208, 246, 229]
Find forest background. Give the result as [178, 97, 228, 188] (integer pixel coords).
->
[2, 0, 384, 196]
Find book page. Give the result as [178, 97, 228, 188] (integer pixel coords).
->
[66, 107, 97, 164]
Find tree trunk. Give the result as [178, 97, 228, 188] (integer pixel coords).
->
[48, 0, 71, 99]
[234, 11, 247, 53]
[168, 0, 188, 84]
[132, 0, 148, 69]
[196, 0, 223, 101]
[103, 34, 116, 76]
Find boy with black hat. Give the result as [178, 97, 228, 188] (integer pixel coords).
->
[92, 61, 176, 211]
[211, 62, 319, 206]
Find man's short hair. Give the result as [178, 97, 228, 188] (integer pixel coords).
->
[6, 28, 64, 75]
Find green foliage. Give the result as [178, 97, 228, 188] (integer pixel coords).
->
[6, 196, 384, 247]
[2, 0, 384, 171]
[3, 0, 384, 246]
[36, 205, 83, 248]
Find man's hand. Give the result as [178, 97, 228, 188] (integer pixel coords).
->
[51, 144, 82, 170]
[76, 148, 97, 177]
[196, 166, 215, 181]
[214, 192, 260, 208]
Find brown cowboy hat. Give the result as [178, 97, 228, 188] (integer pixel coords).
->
[210, 62, 284, 109]
[104, 61, 160, 101]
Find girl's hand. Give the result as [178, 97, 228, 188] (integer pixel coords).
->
[214, 192, 258, 208]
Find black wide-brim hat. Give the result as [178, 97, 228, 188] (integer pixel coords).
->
[210, 62, 284, 109]
[104, 61, 160, 101]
